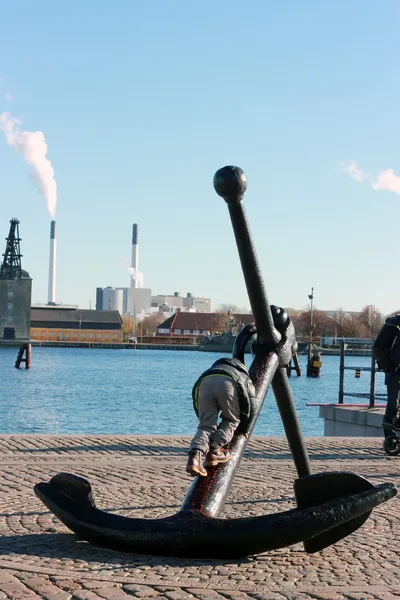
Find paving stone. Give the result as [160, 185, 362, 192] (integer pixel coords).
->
[188, 590, 230, 600]
[162, 592, 196, 600]
[83, 582, 124, 590]
[124, 584, 161, 597]
[24, 580, 68, 597]
[95, 587, 132, 598]
[0, 581, 40, 598]
[52, 579, 84, 591]
[71, 592, 103, 600]
[0, 572, 21, 585]
[213, 592, 252, 599]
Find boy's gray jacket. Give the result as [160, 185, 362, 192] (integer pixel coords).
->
[192, 358, 257, 434]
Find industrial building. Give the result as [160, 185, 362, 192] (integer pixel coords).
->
[0, 219, 32, 343]
[96, 286, 152, 317]
[151, 292, 211, 313]
[95, 224, 212, 319]
[95, 223, 152, 318]
[30, 306, 123, 343]
[157, 312, 253, 336]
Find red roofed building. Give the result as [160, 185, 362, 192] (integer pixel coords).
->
[157, 312, 254, 336]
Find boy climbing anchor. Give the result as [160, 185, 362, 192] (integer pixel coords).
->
[186, 357, 256, 477]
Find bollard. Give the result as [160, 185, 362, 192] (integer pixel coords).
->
[15, 343, 31, 369]
[307, 351, 322, 377]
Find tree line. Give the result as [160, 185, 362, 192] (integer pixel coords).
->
[286, 306, 385, 340]
[216, 303, 390, 340]
[120, 304, 394, 341]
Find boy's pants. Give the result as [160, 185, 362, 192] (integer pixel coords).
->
[189, 375, 241, 454]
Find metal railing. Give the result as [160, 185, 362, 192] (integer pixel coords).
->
[338, 340, 387, 408]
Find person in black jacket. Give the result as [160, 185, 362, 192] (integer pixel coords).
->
[186, 357, 256, 477]
[373, 314, 400, 438]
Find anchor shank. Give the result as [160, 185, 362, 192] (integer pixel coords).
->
[226, 201, 279, 346]
[216, 167, 311, 478]
[272, 368, 311, 478]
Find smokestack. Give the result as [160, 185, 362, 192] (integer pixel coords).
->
[47, 220, 56, 305]
[130, 223, 139, 288]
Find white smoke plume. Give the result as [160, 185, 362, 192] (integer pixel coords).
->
[0, 112, 57, 218]
[128, 267, 144, 288]
[121, 258, 144, 288]
[342, 161, 400, 197]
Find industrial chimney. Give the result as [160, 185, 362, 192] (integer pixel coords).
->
[47, 220, 56, 305]
[131, 223, 139, 288]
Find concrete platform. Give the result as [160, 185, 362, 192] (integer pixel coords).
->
[0, 435, 399, 600]
[320, 406, 386, 437]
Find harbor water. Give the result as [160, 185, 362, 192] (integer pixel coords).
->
[0, 347, 387, 436]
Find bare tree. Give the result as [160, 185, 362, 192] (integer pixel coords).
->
[214, 312, 232, 332]
[294, 308, 334, 338]
[357, 305, 383, 338]
[285, 307, 301, 317]
[122, 315, 134, 338]
[134, 314, 165, 337]
[216, 304, 242, 314]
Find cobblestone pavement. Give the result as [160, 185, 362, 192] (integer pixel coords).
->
[0, 435, 399, 600]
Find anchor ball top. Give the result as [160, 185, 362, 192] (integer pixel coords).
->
[213, 166, 247, 204]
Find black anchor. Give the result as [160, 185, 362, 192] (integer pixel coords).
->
[34, 166, 396, 558]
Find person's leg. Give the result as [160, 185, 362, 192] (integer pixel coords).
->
[187, 378, 219, 476]
[383, 373, 400, 437]
[205, 377, 241, 467]
[210, 377, 241, 448]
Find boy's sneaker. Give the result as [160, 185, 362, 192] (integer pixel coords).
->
[186, 450, 207, 477]
[205, 447, 231, 467]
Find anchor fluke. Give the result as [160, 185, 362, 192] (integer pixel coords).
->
[50, 472, 96, 508]
[294, 471, 381, 553]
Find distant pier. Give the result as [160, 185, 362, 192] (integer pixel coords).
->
[29, 340, 199, 351]
[22, 340, 375, 355]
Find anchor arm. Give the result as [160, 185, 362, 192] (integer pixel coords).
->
[34, 473, 395, 558]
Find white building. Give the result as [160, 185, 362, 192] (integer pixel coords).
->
[151, 292, 211, 313]
[96, 286, 152, 317]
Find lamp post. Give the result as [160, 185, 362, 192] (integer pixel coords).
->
[307, 287, 314, 361]
[306, 287, 321, 377]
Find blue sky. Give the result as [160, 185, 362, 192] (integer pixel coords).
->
[1, 0, 400, 315]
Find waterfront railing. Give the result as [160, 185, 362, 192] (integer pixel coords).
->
[338, 340, 387, 408]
